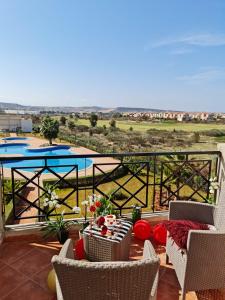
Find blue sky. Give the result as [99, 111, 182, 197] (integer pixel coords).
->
[0, 0, 225, 112]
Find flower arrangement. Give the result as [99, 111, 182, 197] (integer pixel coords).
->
[78, 194, 102, 234]
[207, 177, 220, 204]
[43, 188, 60, 210]
[79, 193, 119, 237]
[80, 194, 115, 220]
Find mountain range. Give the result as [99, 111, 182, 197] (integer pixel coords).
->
[0, 102, 173, 113]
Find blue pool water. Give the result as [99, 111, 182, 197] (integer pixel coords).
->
[2, 137, 29, 141]
[0, 144, 92, 173]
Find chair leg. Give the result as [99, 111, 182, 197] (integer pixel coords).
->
[180, 289, 186, 300]
[166, 254, 169, 264]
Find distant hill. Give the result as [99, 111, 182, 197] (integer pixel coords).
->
[0, 102, 25, 110]
[113, 107, 166, 113]
[0, 102, 178, 113]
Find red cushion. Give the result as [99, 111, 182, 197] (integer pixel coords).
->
[74, 238, 85, 260]
[163, 220, 209, 249]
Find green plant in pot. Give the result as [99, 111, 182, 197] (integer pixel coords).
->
[131, 204, 142, 224]
[42, 213, 76, 244]
[41, 187, 79, 244]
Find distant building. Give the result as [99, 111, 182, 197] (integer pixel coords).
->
[4, 109, 39, 115]
[0, 115, 32, 132]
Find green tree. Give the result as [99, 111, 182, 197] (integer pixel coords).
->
[40, 116, 59, 145]
[68, 120, 76, 131]
[109, 119, 116, 128]
[89, 113, 98, 127]
[60, 116, 67, 126]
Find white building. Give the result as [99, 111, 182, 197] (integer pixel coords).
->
[0, 115, 32, 132]
[4, 109, 39, 115]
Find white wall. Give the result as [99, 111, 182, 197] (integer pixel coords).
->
[21, 118, 32, 132]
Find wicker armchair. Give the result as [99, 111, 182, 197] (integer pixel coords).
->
[166, 182, 225, 299]
[52, 239, 159, 300]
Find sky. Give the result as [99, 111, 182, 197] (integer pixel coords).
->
[0, 0, 225, 112]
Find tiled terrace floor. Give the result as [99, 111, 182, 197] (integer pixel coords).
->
[0, 225, 225, 300]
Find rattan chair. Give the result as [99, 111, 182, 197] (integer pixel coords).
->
[166, 181, 225, 299]
[52, 239, 159, 300]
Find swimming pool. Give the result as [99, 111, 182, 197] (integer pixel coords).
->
[2, 137, 29, 141]
[0, 143, 93, 173]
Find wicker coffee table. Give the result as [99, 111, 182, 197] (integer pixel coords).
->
[83, 219, 132, 262]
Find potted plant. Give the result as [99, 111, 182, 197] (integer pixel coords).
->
[41, 186, 80, 244]
[42, 213, 76, 244]
[131, 204, 142, 224]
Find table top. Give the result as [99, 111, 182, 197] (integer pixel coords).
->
[83, 219, 132, 243]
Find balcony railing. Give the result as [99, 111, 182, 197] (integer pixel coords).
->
[0, 150, 221, 225]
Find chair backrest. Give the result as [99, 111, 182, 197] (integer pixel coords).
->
[214, 179, 225, 231]
[52, 254, 159, 300]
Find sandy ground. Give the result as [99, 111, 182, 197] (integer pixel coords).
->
[0, 135, 119, 180]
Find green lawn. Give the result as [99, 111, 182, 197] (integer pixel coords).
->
[51, 174, 206, 219]
[75, 119, 225, 132]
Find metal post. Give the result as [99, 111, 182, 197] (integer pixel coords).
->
[0, 163, 4, 243]
[35, 170, 41, 222]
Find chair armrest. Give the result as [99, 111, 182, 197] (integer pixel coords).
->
[143, 241, 159, 300]
[143, 240, 158, 261]
[169, 201, 215, 224]
[58, 238, 74, 259]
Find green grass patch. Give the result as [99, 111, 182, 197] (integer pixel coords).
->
[75, 119, 225, 132]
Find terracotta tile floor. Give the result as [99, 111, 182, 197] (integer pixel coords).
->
[0, 231, 224, 300]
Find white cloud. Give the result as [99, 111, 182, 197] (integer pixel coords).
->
[177, 68, 225, 83]
[151, 33, 225, 48]
[170, 48, 194, 55]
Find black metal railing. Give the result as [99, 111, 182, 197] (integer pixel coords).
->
[0, 150, 221, 225]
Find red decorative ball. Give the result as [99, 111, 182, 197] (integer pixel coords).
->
[133, 220, 152, 241]
[75, 238, 85, 260]
[153, 223, 167, 245]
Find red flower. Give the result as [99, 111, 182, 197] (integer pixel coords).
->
[101, 225, 108, 236]
[96, 216, 105, 227]
[95, 201, 101, 208]
[89, 205, 96, 213]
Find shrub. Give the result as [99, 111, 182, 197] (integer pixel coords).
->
[193, 132, 200, 143]
[76, 125, 89, 132]
[109, 119, 116, 128]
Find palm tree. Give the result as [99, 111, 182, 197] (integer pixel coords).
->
[40, 116, 59, 145]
